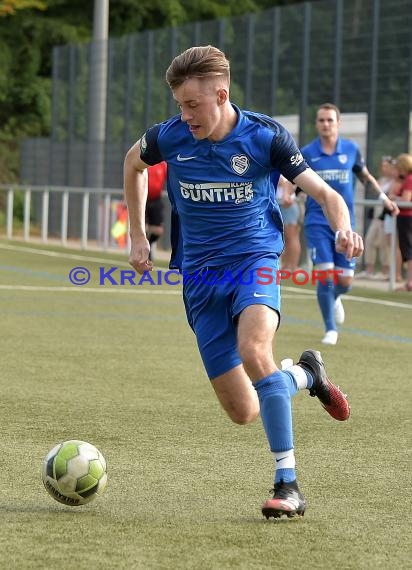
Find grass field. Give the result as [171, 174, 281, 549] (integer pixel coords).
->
[0, 239, 411, 570]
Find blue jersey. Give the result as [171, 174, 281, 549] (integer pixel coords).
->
[140, 104, 309, 272]
[301, 137, 364, 228]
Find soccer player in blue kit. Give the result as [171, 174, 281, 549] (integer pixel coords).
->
[301, 103, 398, 345]
[124, 46, 364, 519]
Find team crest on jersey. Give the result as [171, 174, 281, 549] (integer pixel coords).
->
[231, 154, 250, 175]
[338, 154, 348, 164]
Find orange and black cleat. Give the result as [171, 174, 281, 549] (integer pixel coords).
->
[262, 479, 306, 520]
[298, 349, 350, 421]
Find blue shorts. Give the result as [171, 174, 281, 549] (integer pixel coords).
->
[183, 254, 281, 379]
[305, 224, 356, 271]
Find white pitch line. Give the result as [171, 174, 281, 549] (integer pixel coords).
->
[0, 284, 410, 309]
[281, 285, 412, 310]
[0, 242, 131, 267]
[282, 294, 318, 300]
[0, 284, 308, 300]
[1, 243, 411, 309]
[0, 285, 181, 295]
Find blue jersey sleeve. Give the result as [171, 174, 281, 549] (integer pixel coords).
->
[352, 146, 365, 174]
[269, 126, 309, 182]
[140, 124, 164, 165]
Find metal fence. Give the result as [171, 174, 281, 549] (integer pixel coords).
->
[0, 184, 409, 292]
[21, 0, 412, 189]
[14, 0, 412, 243]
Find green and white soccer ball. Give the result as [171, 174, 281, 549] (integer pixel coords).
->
[42, 440, 107, 506]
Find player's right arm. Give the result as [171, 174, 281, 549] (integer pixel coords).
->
[123, 139, 152, 274]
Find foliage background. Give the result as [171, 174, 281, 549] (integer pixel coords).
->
[0, 0, 309, 182]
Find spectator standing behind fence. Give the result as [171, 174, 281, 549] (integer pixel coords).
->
[275, 174, 302, 273]
[146, 161, 167, 260]
[384, 160, 405, 283]
[124, 46, 364, 520]
[358, 156, 397, 280]
[300, 103, 399, 346]
[389, 153, 412, 291]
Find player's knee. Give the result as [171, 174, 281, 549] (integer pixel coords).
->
[238, 341, 270, 377]
[238, 339, 259, 367]
[337, 275, 353, 289]
[227, 403, 259, 425]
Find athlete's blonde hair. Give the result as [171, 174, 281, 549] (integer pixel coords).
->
[166, 45, 230, 90]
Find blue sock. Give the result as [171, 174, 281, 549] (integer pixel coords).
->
[317, 280, 335, 331]
[275, 468, 295, 484]
[334, 283, 351, 299]
[254, 371, 295, 483]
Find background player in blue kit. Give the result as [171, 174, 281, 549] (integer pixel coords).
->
[301, 103, 398, 345]
[124, 46, 364, 519]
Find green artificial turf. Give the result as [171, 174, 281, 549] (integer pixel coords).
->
[0, 240, 411, 569]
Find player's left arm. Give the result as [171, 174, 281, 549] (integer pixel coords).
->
[356, 166, 399, 216]
[270, 127, 362, 257]
[293, 168, 364, 259]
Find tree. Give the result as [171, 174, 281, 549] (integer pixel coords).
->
[0, 0, 93, 180]
[0, 0, 309, 181]
[0, 0, 46, 16]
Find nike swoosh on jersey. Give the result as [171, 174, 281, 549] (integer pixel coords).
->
[311, 156, 322, 162]
[253, 292, 273, 298]
[177, 154, 197, 161]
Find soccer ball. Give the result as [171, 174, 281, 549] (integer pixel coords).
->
[42, 440, 107, 506]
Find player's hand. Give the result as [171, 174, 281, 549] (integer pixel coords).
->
[128, 236, 153, 274]
[385, 198, 400, 216]
[335, 230, 364, 260]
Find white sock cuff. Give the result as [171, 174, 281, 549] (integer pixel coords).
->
[274, 449, 295, 470]
[281, 358, 294, 370]
[285, 364, 308, 390]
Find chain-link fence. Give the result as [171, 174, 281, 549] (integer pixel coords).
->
[20, 0, 412, 238]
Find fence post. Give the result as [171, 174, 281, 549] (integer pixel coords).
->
[103, 192, 111, 250]
[81, 192, 90, 249]
[388, 217, 397, 291]
[299, 2, 311, 145]
[6, 187, 14, 239]
[23, 188, 31, 241]
[270, 8, 280, 117]
[61, 190, 69, 246]
[41, 190, 49, 242]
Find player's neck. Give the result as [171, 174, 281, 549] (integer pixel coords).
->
[319, 134, 338, 155]
[208, 103, 238, 142]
